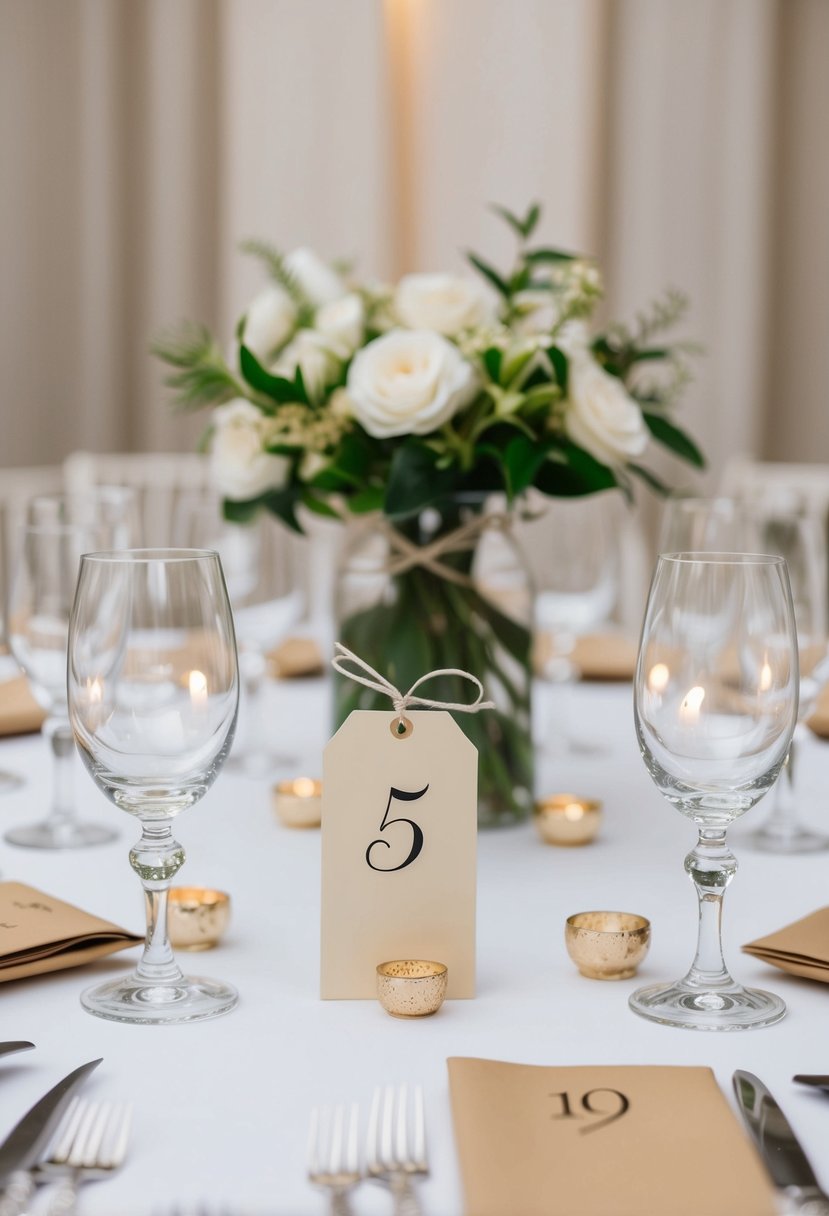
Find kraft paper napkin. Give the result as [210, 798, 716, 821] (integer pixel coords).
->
[267, 636, 324, 679]
[807, 684, 829, 740]
[534, 632, 637, 682]
[447, 1058, 775, 1216]
[0, 882, 142, 983]
[743, 906, 829, 982]
[0, 676, 45, 737]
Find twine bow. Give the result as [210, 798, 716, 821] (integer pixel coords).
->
[331, 643, 494, 719]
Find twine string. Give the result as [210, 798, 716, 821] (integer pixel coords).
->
[331, 642, 494, 718]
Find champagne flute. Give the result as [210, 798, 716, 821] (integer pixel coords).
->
[68, 549, 239, 1024]
[630, 553, 798, 1031]
[6, 523, 118, 847]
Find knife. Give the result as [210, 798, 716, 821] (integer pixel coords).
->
[794, 1076, 829, 1096]
[733, 1070, 829, 1214]
[0, 1057, 101, 1216]
[0, 1045, 34, 1063]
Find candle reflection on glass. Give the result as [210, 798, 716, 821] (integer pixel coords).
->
[648, 662, 670, 693]
[679, 685, 705, 726]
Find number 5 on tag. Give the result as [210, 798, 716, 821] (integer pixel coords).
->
[321, 710, 477, 999]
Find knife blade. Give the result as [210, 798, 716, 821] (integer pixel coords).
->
[794, 1076, 829, 1096]
[0, 1045, 34, 1062]
[733, 1070, 829, 1214]
[0, 1057, 101, 1215]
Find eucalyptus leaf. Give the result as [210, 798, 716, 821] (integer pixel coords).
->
[384, 442, 458, 519]
[466, 252, 510, 298]
[240, 344, 308, 405]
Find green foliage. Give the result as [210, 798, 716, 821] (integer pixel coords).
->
[151, 324, 241, 410]
[239, 344, 309, 406]
[642, 411, 705, 468]
[384, 441, 459, 519]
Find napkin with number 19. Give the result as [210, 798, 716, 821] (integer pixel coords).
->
[447, 1057, 775, 1216]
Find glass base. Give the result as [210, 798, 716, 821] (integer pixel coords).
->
[5, 820, 118, 849]
[740, 824, 829, 854]
[629, 979, 786, 1031]
[81, 972, 238, 1025]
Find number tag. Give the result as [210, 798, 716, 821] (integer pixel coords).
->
[321, 710, 477, 999]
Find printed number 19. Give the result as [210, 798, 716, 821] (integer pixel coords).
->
[366, 785, 428, 872]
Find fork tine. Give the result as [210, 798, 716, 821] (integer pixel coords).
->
[102, 1103, 132, 1168]
[81, 1101, 111, 1168]
[346, 1102, 359, 1175]
[395, 1084, 408, 1165]
[328, 1104, 344, 1175]
[413, 1084, 427, 1170]
[67, 1100, 100, 1168]
[366, 1087, 381, 1171]
[50, 1097, 84, 1163]
[307, 1106, 321, 1177]
[380, 1084, 395, 1169]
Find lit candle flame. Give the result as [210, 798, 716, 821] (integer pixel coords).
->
[648, 663, 670, 693]
[680, 685, 705, 725]
[189, 669, 208, 706]
[564, 801, 587, 822]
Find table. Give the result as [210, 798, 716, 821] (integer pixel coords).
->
[1, 677, 828, 1214]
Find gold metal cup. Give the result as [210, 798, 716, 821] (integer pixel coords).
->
[376, 960, 448, 1018]
[167, 887, 231, 952]
[535, 794, 602, 846]
[565, 911, 651, 980]
[272, 777, 322, 828]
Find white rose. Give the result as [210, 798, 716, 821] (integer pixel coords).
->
[285, 247, 345, 306]
[274, 330, 342, 404]
[555, 319, 590, 358]
[394, 273, 494, 337]
[346, 328, 478, 439]
[242, 285, 296, 362]
[315, 293, 364, 356]
[565, 355, 649, 466]
[210, 400, 290, 501]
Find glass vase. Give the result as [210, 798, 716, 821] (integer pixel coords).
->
[334, 497, 533, 828]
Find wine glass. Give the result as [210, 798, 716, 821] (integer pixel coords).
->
[174, 493, 302, 776]
[6, 523, 118, 848]
[524, 491, 621, 753]
[29, 486, 141, 549]
[67, 549, 239, 1024]
[741, 508, 829, 852]
[630, 553, 798, 1031]
[662, 496, 829, 852]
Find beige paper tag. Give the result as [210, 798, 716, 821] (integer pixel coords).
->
[321, 710, 476, 999]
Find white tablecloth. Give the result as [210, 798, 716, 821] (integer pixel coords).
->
[1, 678, 828, 1215]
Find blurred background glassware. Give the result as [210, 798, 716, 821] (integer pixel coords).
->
[660, 494, 829, 853]
[741, 504, 829, 852]
[174, 492, 303, 778]
[28, 486, 141, 549]
[68, 548, 239, 1023]
[630, 553, 798, 1030]
[523, 490, 622, 755]
[6, 522, 118, 848]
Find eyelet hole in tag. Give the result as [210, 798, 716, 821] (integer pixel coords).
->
[391, 715, 413, 739]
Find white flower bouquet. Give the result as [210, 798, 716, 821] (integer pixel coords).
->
[155, 202, 702, 824]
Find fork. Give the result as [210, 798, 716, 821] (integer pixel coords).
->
[39, 1097, 131, 1214]
[366, 1084, 428, 1216]
[307, 1103, 361, 1215]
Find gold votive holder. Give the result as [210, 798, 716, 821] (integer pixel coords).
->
[168, 888, 231, 952]
[535, 794, 602, 846]
[376, 960, 448, 1018]
[565, 911, 651, 980]
[272, 777, 322, 828]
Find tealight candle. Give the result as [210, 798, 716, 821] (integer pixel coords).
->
[272, 777, 322, 828]
[534, 794, 602, 846]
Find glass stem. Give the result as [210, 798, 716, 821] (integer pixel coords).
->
[683, 829, 738, 991]
[45, 715, 76, 828]
[129, 819, 185, 985]
[760, 739, 797, 842]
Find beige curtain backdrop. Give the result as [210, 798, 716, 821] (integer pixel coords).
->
[1, 0, 827, 479]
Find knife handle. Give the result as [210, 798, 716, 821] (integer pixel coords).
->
[0, 1170, 34, 1216]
